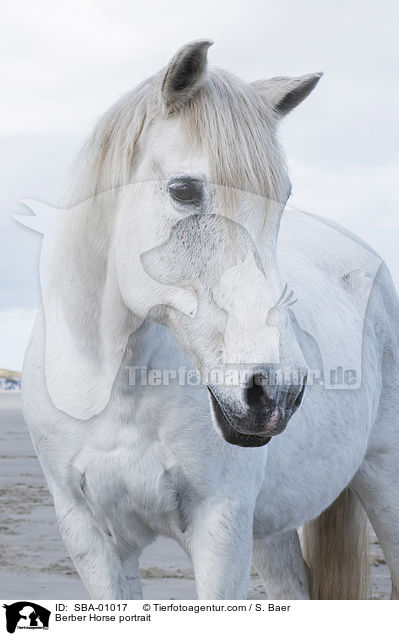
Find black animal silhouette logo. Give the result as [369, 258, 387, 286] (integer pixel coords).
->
[2, 602, 50, 633]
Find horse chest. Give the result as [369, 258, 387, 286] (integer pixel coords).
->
[77, 434, 196, 541]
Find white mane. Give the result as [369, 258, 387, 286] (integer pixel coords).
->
[66, 67, 288, 208]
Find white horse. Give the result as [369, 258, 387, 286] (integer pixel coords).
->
[21, 40, 399, 599]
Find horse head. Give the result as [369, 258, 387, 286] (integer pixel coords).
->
[23, 41, 321, 444]
[114, 41, 320, 445]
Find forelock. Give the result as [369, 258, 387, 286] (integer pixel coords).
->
[178, 68, 289, 204]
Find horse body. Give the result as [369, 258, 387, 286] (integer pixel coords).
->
[22, 208, 398, 598]
[21, 41, 399, 599]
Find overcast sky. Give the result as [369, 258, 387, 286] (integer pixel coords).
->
[1, 0, 398, 370]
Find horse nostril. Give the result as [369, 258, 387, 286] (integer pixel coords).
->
[244, 372, 307, 414]
[244, 372, 277, 410]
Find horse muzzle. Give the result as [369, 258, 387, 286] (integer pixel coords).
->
[207, 371, 307, 447]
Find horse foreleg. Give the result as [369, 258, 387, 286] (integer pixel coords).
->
[55, 495, 143, 599]
[252, 530, 310, 599]
[188, 499, 253, 599]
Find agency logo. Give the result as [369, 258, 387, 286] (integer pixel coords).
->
[2, 603, 50, 633]
[15, 190, 382, 421]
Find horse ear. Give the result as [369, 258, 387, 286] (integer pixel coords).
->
[252, 72, 323, 117]
[162, 39, 213, 111]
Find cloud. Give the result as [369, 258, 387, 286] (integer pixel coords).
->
[1, 0, 398, 135]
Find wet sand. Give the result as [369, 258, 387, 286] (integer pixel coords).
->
[0, 392, 391, 600]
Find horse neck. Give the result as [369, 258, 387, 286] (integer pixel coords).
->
[112, 318, 194, 401]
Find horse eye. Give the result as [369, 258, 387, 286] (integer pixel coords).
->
[168, 181, 202, 205]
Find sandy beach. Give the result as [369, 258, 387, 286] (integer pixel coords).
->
[0, 392, 391, 600]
